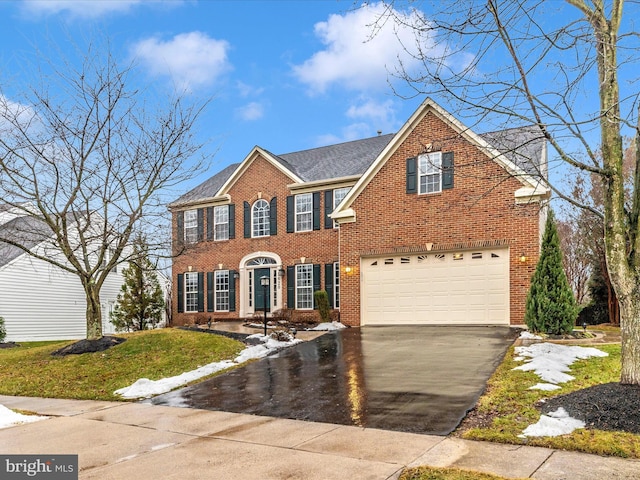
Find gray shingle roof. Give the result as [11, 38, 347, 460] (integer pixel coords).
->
[170, 126, 545, 207]
[0, 215, 49, 268]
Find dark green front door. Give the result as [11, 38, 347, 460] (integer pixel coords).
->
[254, 268, 271, 311]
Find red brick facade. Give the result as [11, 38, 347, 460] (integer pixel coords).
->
[170, 102, 545, 327]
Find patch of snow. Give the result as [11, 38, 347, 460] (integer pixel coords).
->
[513, 342, 608, 384]
[519, 407, 585, 437]
[311, 321, 347, 331]
[528, 383, 561, 391]
[519, 331, 542, 340]
[115, 334, 302, 399]
[0, 404, 48, 429]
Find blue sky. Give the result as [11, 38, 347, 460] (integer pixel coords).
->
[0, 0, 432, 197]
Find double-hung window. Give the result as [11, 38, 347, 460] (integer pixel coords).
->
[418, 152, 442, 194]
[185, 272, 199, 312]
[333, 187, 350, 228]
[215, 270, 230, 311]
[184, 209, 198, 243]
[252, 199, 270, 237]
[295, 193, 312, 232]
[296, 264, 313, 309]
[333, 262, 340, 308]
[214, 205, 229, 241]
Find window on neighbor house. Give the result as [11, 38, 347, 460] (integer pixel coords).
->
[296, 264, 313, 310]
[184, 209, 198, 243]
[252, 199, 270, 237]
[295, 193, 313, 232]
[185, 271, 199, 312]
[214, 205, 229, 241]
[215, 270, 230, 311]
[418, 152, 442, 194]
[333, 187, 350, 228]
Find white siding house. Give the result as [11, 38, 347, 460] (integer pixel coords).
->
[0, 206, 126, 342]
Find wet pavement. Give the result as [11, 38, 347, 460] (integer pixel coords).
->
[149, 326, 519, 435]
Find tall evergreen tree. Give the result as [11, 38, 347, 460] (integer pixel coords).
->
[525, 209, 578, 335]
[111, 237, 165, 332]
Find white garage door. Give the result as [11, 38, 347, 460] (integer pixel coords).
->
[361, 249, 509, 325]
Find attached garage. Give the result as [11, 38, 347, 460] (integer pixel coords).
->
[361, 248, 510, 326]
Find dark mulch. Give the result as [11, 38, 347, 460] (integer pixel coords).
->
[540, 382, 640, 434]
[51, 336, 126, 356]
[0, 342, 20, 349]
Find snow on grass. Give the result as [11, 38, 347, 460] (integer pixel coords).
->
[519, 407, 586, 438]
[514, 342, 608, 437]
[519, 331, 542, 340]
[115, 334, 301, 399]
[310, 321, 347, 331]
[0, 404, 48, 429]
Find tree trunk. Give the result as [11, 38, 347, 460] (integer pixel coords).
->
[84, 281, 103, 340]
[619, 293, 640, 384]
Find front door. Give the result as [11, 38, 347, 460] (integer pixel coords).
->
[254, 267, 271, 312]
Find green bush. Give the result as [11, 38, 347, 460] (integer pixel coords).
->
[0, 316, 6, 343]
[314, 290, 331, 323]
[524, 209, 578, 334]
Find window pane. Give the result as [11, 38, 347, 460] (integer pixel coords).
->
[214, 206, 229, 241]
[296, 264, 313, 309]
[215, 270, 230, 311]
[252, 199, 270, 237]
[295, 193, 312, 232]
[418, 153, 442, 194]
[333, 187, 351, 228]
[184, 210, 198, 243]
[185, 271, 199, 312]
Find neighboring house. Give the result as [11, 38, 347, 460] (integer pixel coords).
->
[169, 98, 550, 327]
[0, 206, 125, 341]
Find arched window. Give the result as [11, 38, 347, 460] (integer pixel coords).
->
[252, 199, 270, 237]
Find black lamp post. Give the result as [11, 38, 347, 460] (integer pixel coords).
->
[260, 275, 269, 336]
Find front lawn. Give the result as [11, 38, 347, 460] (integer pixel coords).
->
[0, 329, 245, 401]
[455, 341, 640, 458]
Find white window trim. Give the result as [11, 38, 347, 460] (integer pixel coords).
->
[418, 152, 442, 195]
[185, 271, 199, 313]
[252, 199, 270, 238]
[214, 205, 229, 241]
[214, 270, 230, 312]
[295, 193, 313, 232]
[295, 264, 313, 310]
[184, 209, 198, 243]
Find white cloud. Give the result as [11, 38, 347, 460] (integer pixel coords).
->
[236, 81, 265, 98]
[292, 2, 431, 94]
[346, 98, 397, 132]
[21, 0, 150, 18]
[131, 32, 232, 92]
[235, 102, 264, 121]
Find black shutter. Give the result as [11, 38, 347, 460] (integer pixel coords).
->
[324, 190, 333, 229]
[206, 207, 213, 240]
[197, 209, 204, 242]
[177, 273, 184, 313]
[176, 212, 184, 247]
[207, 272, 214, 312]
[269, 197, 278, 236]
[406, 157, 417, 194]
[287, 266, 295, 308]
[228, 204, 236, 239]
[325, 263, 334, 308]
[197, 272, 205, 312]
[286, 196, 294, 233]
[229, 270, 237, 312]
[312, 192, 321, 230]
[313, 264, 321, 308]
[442, 152, 454, 190]
[243, 201, 251, 238]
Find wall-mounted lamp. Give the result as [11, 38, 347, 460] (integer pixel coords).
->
[519, 253, 527, 263]
[233, 271, 240, 280]
[278, 268, 285, 277]
[344, 266, 353, 275]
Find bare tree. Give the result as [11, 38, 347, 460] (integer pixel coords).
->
[0, 41, 207, 340]
[557, 219, 590, 305]
[378, 0, 640, 383]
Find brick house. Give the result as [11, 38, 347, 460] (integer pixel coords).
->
[169, 98, 549, 327]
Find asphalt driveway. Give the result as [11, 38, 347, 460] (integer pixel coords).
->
[148, 326, 519, 435]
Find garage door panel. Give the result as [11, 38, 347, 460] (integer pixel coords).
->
[362, 249, 509, 326]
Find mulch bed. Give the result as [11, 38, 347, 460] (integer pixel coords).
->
[50, 336, 126, 356]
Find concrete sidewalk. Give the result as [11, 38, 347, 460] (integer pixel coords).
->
[0, 395, 638, 480]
